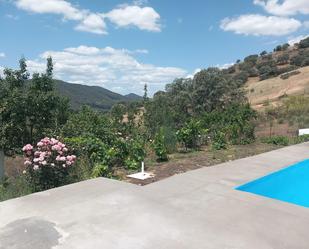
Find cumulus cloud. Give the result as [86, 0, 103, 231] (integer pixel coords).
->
[16, 0, 84, 20]
[254, 0, 309, 16]
[216, 63, 234, 70]
[0, 53, 5, 58]
[105, 5, 161, 32]
[75, 13, 107, 35]
[288, 34, 309, 45]
[26, 45, 186, 95]
[14, 0, 161, 34]
[220, 14, 301, 36]
[304, 21, 309, 29]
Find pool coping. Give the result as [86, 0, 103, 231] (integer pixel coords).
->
[1, 142, 309, 248]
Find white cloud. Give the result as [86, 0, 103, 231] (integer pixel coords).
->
[0, 53, 5, 58]
[15, 0, 84, 21]
[304, 21, 309, 29]
[14, 0, 161, 34]
[254, 0, 309, 16]
[105, 5, 161, 32]
[220, 14, 301, 36]
[75, 13, 107, 35]
[133, 0, 148, 6]
[288, 34, 309, 45]
[216, 63, 234, 70]
[26, 45, 186, 95]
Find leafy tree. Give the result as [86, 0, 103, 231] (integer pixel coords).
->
[260, 51, 268, 56]
[298, 37, 309, 48]
[176, 120, 206, 150]
[192, 68, 246, 113]
[276, 53, 289, 65]
[62, 106, 114, 145]
[0, 57, 69, 153]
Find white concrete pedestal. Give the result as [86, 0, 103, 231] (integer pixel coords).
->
[127, 161, 154, 180]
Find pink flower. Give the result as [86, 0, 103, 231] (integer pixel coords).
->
[37, 142, 44, 147]
[24, 160, 32, 166]
[34, 151, 41, 156]
[51, 138, 59, 145]
[56, 156, 66, 161]
[33, 165, 39, 171]
[22, 144, 33, 152]
[52, 144, 62, 151]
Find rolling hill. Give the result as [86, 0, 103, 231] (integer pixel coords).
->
[246, 66, 309, 110]
[54, 80, 142, 111]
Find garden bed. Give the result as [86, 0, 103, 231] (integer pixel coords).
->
[117, 142, 282, 185]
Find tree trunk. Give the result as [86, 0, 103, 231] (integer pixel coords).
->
[0, 150, 4, 179]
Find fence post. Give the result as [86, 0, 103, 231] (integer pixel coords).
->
[0, 150, 4, 179]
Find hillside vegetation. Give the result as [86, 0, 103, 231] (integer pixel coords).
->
[1, 36, 309, 201]
[246, 66, 309, 110]
[55, 80, 142, 111]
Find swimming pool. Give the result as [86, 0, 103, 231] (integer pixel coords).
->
[236, 159, 309, 208]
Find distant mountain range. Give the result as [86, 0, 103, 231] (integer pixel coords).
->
[54, 80, 142, 111]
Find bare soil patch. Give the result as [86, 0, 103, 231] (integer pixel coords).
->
[120, 142, 282, 186]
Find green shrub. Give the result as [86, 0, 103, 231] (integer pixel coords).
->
[91, 163, 111, 178]
[176, 120, 206, 150]
[293, 134, 309, 144]
[124, 138, 146, 170]
[212, 131, 227, 150]
[0, 176, 33, 202]
[261, 136, 289, 146]
[153, 129, 168, 161]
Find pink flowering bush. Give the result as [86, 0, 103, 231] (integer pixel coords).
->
[22, 137, 76, 191]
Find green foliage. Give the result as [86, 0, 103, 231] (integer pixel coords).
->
[193, 68, 246, 113]
[176, 120, 206, 150]
[261, 136, 289, 146]
[280, 95, 309, 129]
[153, 128, 169, 161]
[124, 138, 146, 170]
[276, 53, 289, 65]
[244, 54, 259, 65]
[0, 58, 69, 153]
[290, 50, 309, 67]
[54, 80, 142, 112]
[212, 131, 227, 150]
[62, 106, 114, 145]
[298, 37, 309, 48]
[202, 104, 256, 145]
[91, 163, 111, 178]
[293, 134, 309, 144]
[0, 176, 33, 202]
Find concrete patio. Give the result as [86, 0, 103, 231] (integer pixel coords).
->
[1, 143, 309, 249]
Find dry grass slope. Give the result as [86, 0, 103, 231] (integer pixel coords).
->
[246, 66, 309, 110]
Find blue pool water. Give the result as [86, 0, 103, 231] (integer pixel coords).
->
[236, 159, 309, 208]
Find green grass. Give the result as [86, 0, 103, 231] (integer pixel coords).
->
[0, 176, 33, 202]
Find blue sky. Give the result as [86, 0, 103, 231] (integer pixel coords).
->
[0, 0, 308, 95]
